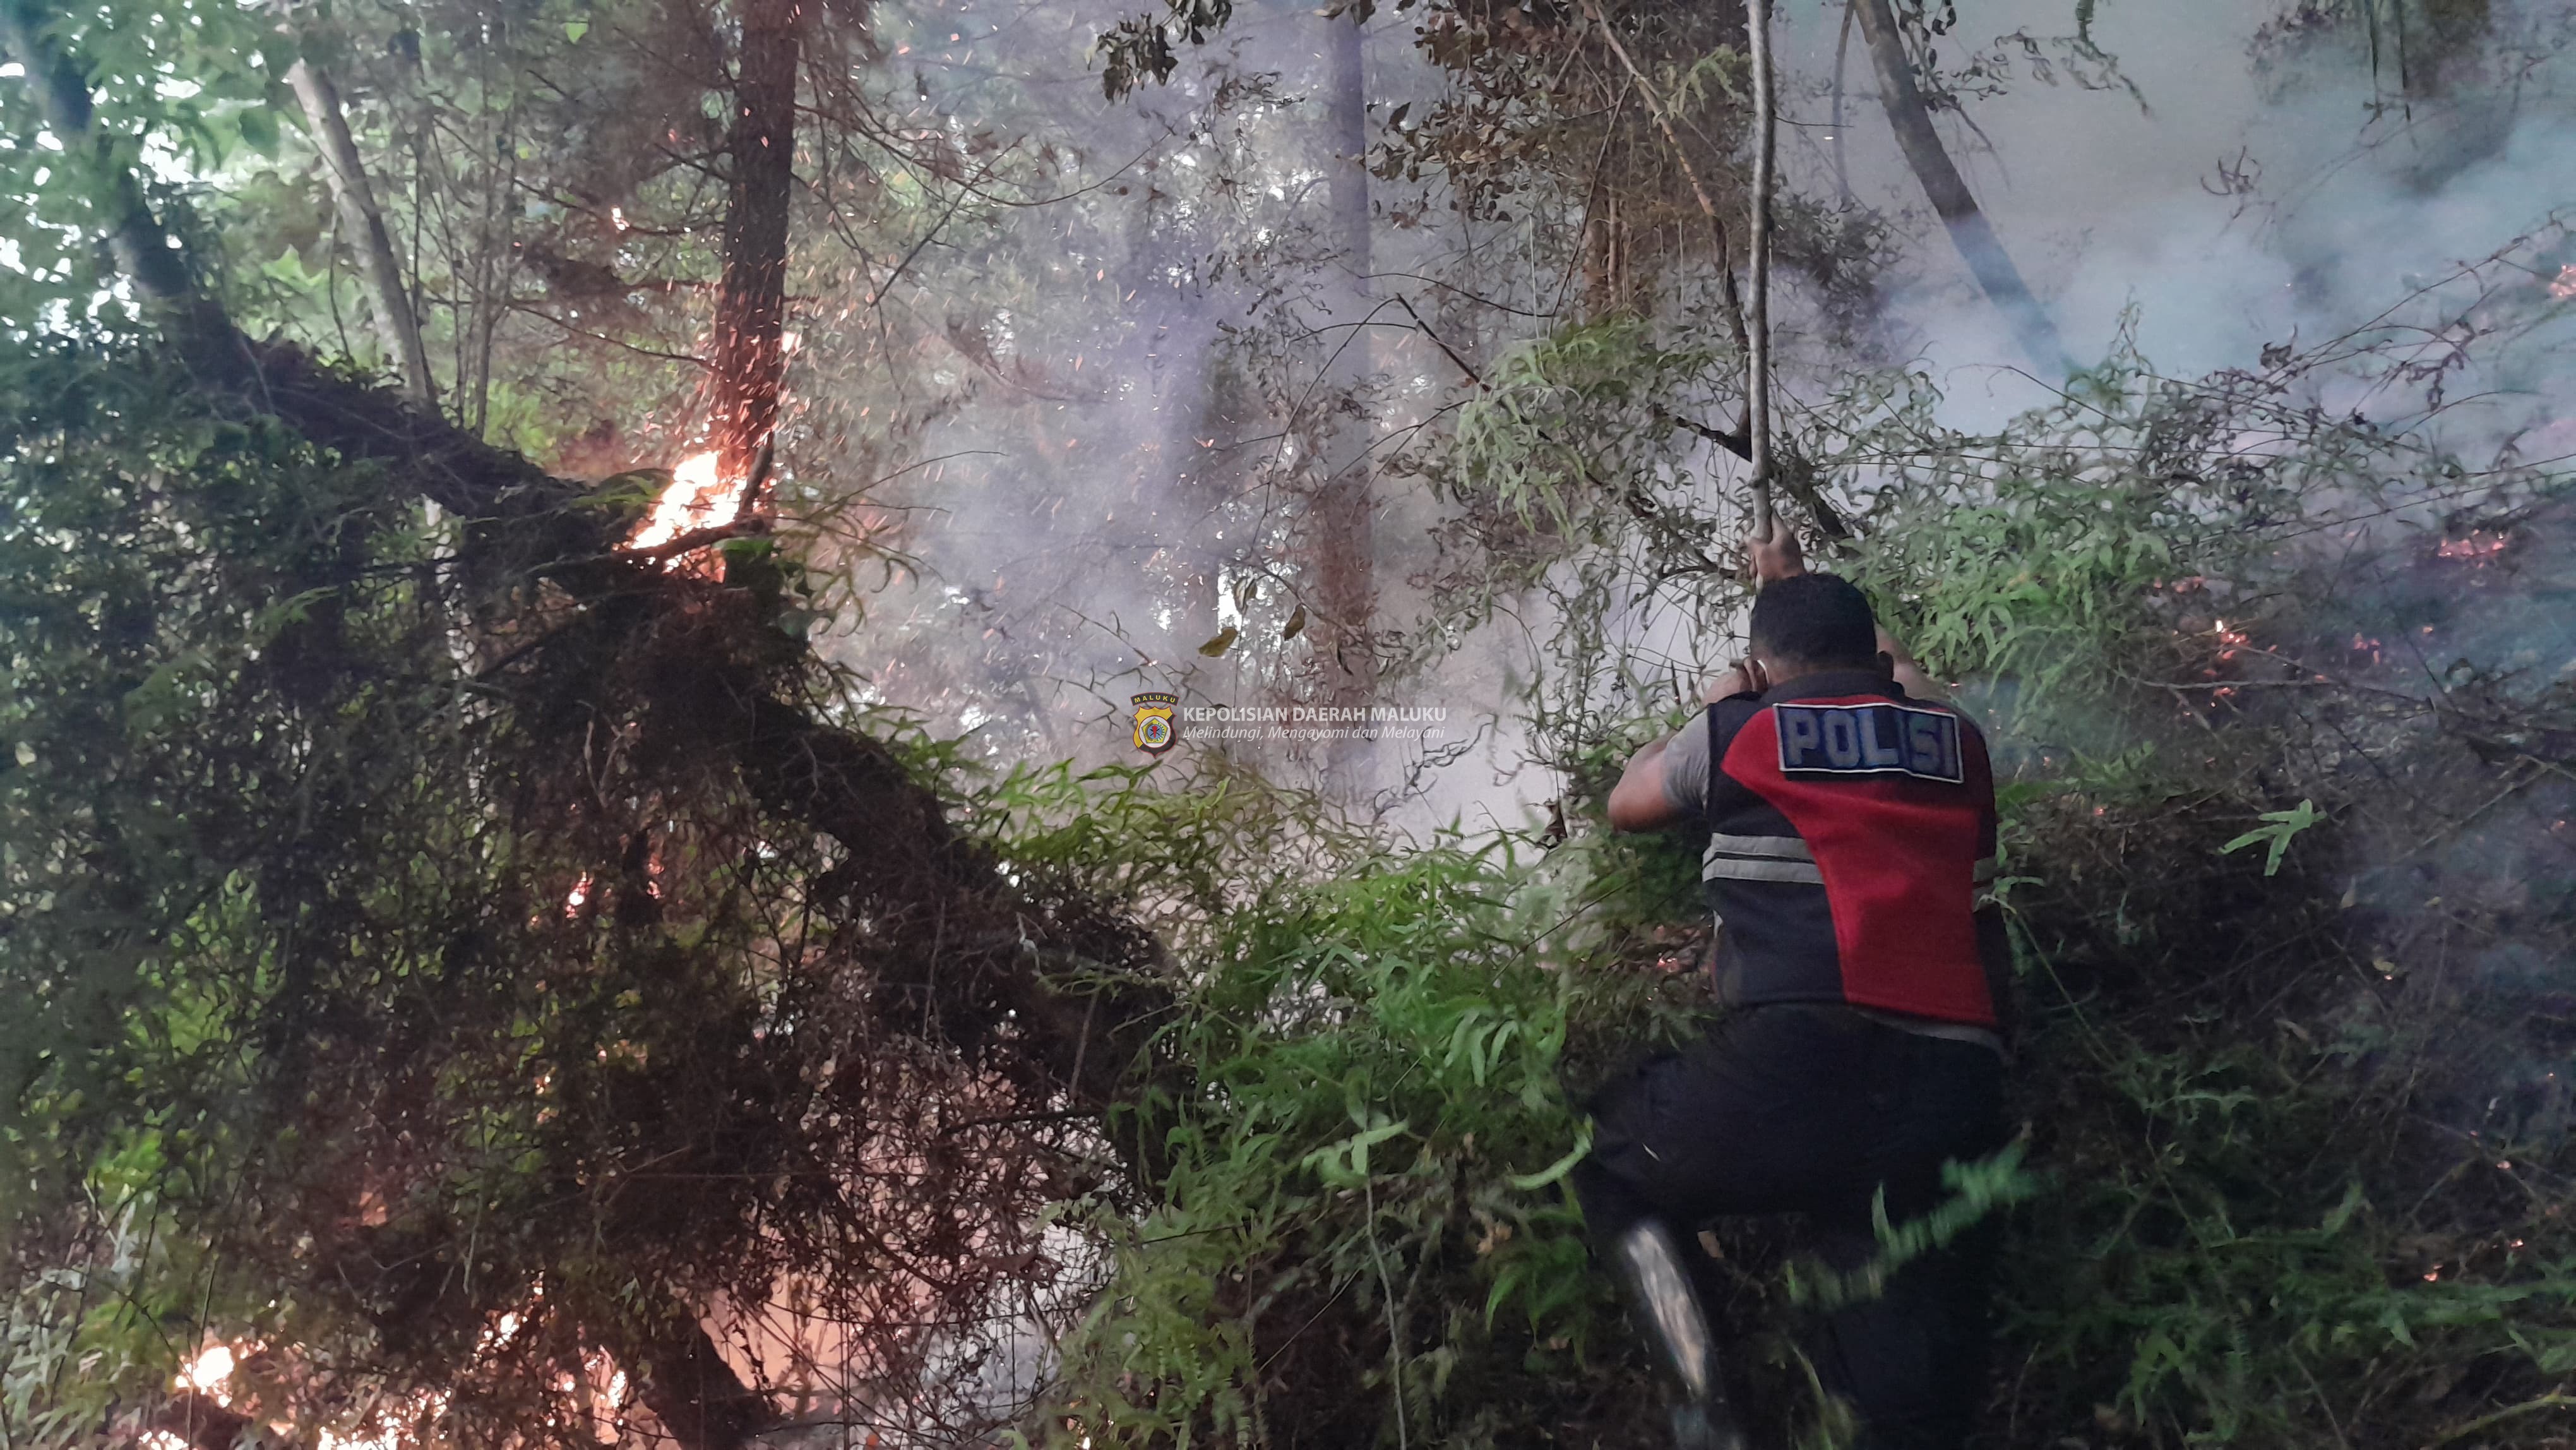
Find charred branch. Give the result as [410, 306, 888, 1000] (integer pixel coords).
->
[1847, 0, 2072, 378]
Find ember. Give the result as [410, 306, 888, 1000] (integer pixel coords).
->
[2435, 530, 2510, 562]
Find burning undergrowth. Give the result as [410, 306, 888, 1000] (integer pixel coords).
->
[0, 338, 1177, 1450]
[1846, 425, 2576, 1446]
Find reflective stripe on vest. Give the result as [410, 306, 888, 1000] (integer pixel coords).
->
[1703, 833, 1823, 884]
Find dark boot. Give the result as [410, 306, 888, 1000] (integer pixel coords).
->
[1613, 1219, 1749, 1450]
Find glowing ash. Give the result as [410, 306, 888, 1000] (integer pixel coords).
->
[2435, 531, 2511, 563]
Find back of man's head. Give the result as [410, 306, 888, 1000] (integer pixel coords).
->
[1750, 573, 1878, 670]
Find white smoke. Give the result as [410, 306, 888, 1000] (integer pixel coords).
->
[814, 0, 2576, 828]
[1780, 0, 2576, 443]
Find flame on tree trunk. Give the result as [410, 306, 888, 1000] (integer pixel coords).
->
[712, 0, 804, 492]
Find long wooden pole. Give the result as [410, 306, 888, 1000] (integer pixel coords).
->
[1746, 0, 1777, 537]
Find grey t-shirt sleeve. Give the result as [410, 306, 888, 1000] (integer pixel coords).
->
[1659, 712, 1712, 817]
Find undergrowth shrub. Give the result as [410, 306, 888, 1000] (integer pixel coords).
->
[1849, 452, 2576, 1448]
[1025, 824, 1700, 1449]
[1015, 770, 2036, 1449]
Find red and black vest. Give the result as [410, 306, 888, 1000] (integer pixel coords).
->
[1702, 669, 2000, 1028]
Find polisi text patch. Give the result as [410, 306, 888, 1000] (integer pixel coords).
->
[1772, 702, 1963, 784]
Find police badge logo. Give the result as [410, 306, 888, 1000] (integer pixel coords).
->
[1130, 692, 1179, 756]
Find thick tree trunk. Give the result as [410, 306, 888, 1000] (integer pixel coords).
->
[289, 59, 436, 404]
[1848, 0, 2071, 376]
[632, 1320, 770, 1450]
[711, 0, 803, 492]
[1315, 8, 1376, 789]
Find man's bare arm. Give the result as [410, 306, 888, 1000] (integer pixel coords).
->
[1877, 625, 1945, 702]
[1607, 662, 1756, 834]
[1607, 736, 1685, 832]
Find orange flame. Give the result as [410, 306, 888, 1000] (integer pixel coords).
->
[629, 452, 735, 552]
[178, 1343, 238, 1404]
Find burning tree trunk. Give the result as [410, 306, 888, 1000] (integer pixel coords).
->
[711, 0, 804, 491]
[1847, 0, 2070, 376]
[288, 59, 436, 405]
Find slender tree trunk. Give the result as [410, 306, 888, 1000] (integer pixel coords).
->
[289, 60, 435, 404]
[1133, 179, 1226, 661]
[712, 0, 802, 491]
[1849, 0, 2070, 376]
[1315, 8, 1376, 789]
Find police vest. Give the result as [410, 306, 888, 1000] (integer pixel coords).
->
[1700, 669, 2000, 1028]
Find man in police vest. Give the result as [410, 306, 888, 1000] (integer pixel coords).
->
[1584, 526, 2010, 1450]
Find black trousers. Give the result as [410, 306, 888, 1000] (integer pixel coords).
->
[1573, 1003, 2007, 1450]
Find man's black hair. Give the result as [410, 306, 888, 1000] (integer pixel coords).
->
[1750, 572, 1878, 668]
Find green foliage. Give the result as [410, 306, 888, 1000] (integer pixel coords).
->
[1784, 1145, 2042, 1317]
[1837, 361, 2576, 1445]
[0, 0, 289, 320]
[2000, 1000, 2576, 1447]
[1452, 315, 1727, 537]
[1834, 349, 2337, 743]
[2219, 798, 2326, 877]
[0, 337, 453, 1434]
[1035, 817, 1696, 1448]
